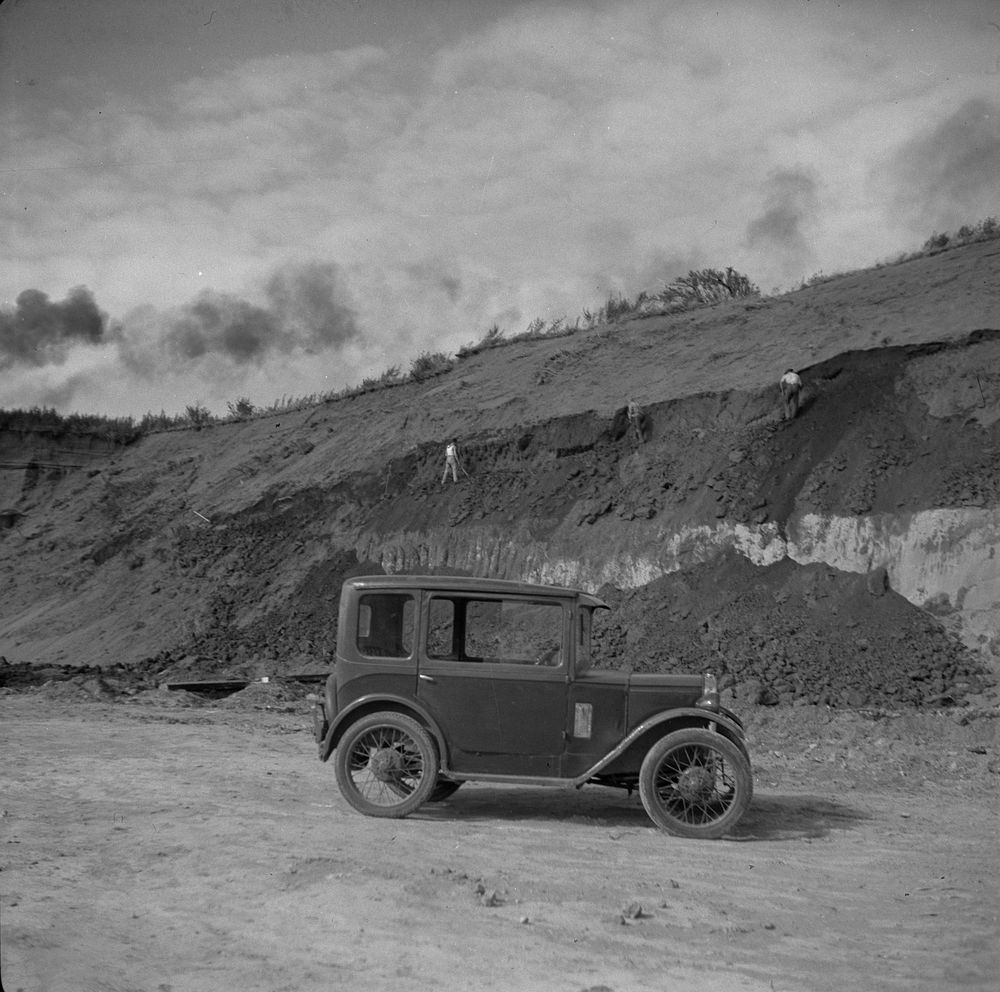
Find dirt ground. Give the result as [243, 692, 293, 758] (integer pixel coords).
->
[2, 692, 997, 992]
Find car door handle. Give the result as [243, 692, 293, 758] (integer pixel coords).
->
[419, 674, 436, 684]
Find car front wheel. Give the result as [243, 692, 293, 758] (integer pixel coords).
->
[334, 711, 439, 818]
[638, 728, 751, 839]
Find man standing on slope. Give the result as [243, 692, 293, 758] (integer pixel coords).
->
[779, 369, 802, 420]
[626, 398, 645, 446]
[442, 438, 462, 484]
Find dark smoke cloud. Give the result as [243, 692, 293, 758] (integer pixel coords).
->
[0, 286, 107, 369]
[745, 167, 820, 262]
[890, 98, 1000, 231]
[263, 261, 360, 350]
[120, 260, 360, 373]
[582, 217, 702, 302]
[403, 260, 463, 304]
[29, 371, 94, 411]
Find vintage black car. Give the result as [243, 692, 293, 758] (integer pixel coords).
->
[311, 575, 752, 839]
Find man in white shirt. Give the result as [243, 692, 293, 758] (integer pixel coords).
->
[442, 439, 461, 483]
[779, 369, 802, 420]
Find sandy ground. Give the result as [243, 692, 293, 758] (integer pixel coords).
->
[2, 695, 997, 992]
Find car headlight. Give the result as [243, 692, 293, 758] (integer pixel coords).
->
[696, 672, 720, 711]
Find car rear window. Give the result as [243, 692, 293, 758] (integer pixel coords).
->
[356, 593, 415, 658]
[427, 596, 563, 666]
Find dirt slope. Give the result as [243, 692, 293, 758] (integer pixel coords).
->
[1, 239, 999, 708]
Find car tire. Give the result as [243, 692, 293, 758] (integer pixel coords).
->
[638, 728, 752, 839]
[334, 711, 439, 818]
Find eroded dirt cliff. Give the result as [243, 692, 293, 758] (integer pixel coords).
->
[2, 240, 999, 707]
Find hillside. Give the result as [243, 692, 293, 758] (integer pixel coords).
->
[2, 238, 999, 708]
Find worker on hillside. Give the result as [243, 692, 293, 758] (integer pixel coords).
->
[779, 369, 803, 420]
[441, 438, 463, 484]
[626, 399, 645, 445]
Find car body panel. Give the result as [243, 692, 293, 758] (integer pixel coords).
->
[563, 673, 628, 777]
[625, 672, 705, 731]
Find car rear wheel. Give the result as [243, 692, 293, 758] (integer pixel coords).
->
[638, 728, 752, 839]
[334, 712, 439, 818]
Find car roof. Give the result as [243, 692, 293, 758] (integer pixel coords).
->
[344, 574, 608, 609]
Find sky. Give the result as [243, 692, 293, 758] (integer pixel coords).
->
[1, 0, 999, 419]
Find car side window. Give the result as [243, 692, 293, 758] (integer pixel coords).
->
[426, 598, 457, 658]
[427, 596, 563, 666]
[356, 593, 415, 658]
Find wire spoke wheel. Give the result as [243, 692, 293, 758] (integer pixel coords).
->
[335, 712, 438, 818]
[639, 729, 751, 839]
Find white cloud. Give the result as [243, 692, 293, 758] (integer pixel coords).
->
[3, 0, 999, 416]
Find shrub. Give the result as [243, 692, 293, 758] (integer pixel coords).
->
[603, 293, 636, 322]
[185, 403, 213, 429]
[661, 268, 759, 308]
[409, 351, 453, 382]
[0, 406, 140, 443]
[139, 410, 182, 433]
[922, 232, 950, 253]
[227, 397, 256, 420]
[914, 219, 1000, 259]
[457, 324, 505, 358]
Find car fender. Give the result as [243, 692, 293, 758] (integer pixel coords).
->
[320, 693, 448, 763]
[574, 707, 747, 785]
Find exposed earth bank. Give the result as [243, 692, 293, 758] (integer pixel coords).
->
[3, 326, 1000, 709]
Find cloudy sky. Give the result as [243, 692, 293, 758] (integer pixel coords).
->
[2, 0, 999, 419]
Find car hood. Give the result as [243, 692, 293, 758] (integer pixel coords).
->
[579, 669, 703, 689]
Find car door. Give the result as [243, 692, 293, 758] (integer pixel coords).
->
[562, 606, 628, 777]
[416, 593, 568, 776]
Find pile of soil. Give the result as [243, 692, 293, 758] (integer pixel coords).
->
[593, 552, 991, 708]
[3, 539, 992, 711]
[0, 657, 161, 694]
[215, 680, 314, 712]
